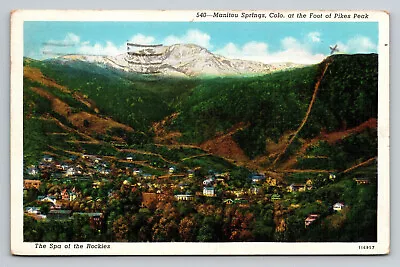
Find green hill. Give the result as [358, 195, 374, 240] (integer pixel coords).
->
[23, 54, 378, 173]
[26, 58, 199, 132]
[170, 54, 377, 163]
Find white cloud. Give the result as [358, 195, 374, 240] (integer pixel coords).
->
[129, 34, 155, 45]
[65, 33, 80, 44]
[78, 41, 125, 56]
[45, 32, 81, 46]
[242, 41, 268, 55]
[220, 42, 240, 55]
[214, 33, 376, 64]
[163, 29, 212, 48]
[42, 33, 126, 57]
[214, 36, 325, 64]
[335, 36, 376, 54]
[308, 32, 321, 43]
[41, 30, 214, 58]
[281, 36, 304, 50]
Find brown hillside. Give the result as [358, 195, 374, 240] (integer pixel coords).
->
[24, 65, 133, 135]
[29, 87, 133, 135]
[200, 122, 249, 162]
[24, 66, 69, 92]
[24, 66, 100, 113]
[152, 113, 182, 144]
[279, 118, 377, 170]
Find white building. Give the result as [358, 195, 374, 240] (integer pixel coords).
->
[333, 202, 345, 211]
[27, 166, 39, 176]
[169, 167, 175, 174]
[174, 194, 194, 201]
[66, 167, 76, 176]
[203, 187, 215, 197]
[25, 207, 41, 214]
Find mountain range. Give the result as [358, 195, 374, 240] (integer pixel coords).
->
[58, 44, 301, 77]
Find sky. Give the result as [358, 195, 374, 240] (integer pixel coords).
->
[24, 21, 378, 64]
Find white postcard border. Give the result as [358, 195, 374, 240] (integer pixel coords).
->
[10, 10, 390, 255]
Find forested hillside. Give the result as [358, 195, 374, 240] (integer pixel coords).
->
[22, 54, 378, 243]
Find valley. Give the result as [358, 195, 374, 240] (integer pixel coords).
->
[22, 52, 378, 242]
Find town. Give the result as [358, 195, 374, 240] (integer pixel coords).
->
[23, 151, 373, 242]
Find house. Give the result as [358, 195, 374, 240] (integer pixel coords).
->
[234, 198, 249, 205]
[123, 180, 132, 186]
[133, 169, 142, 176]
[354, 178, 370, 185]
[92, 181, 102, 189]
[305, 214, 320, 227]
[203, 186, 215, 197]
[25, 207, 41, 214]
[55, 162, 62, 170]
[223, 198, 248, 206]
[47, 210, 72, 220]
[61, 189, 70, 201]
[178, 183, 188, 190]
[60, 188, 77, 201]
[249, 174, 266, 184]
[38, 195, 57, 205]
[174, 194, 194, 201]
[223, 199, 234, 205]
[142, 173, 154, 180]
[250, 187, 261, 195]
[23, 179, 41, 190]
[27, 166, 39, 176]
[126, 155, 134, 161]
[99, 168, 111, 175]
[73, 212, 104, 229]
[69, 192, 77, 201]
[25, 212, 46, 221]
[37, 163, 46, 171]
[266, 177, 277, 186]
[288, 183, 306, 192]
[169, 166, 176, 174]
[333, 202, 345, 211]
[60, 163, 69, 171]
[66, 167, 76, 176]
[42, 155, 53, 163]
[305, 179, 313, 190]
[215, 172, 229, 179]
[202, 178, 214, 186]
[81, 154, 94, 160]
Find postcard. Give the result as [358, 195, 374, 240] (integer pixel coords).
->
[10, 10, 390, 255]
